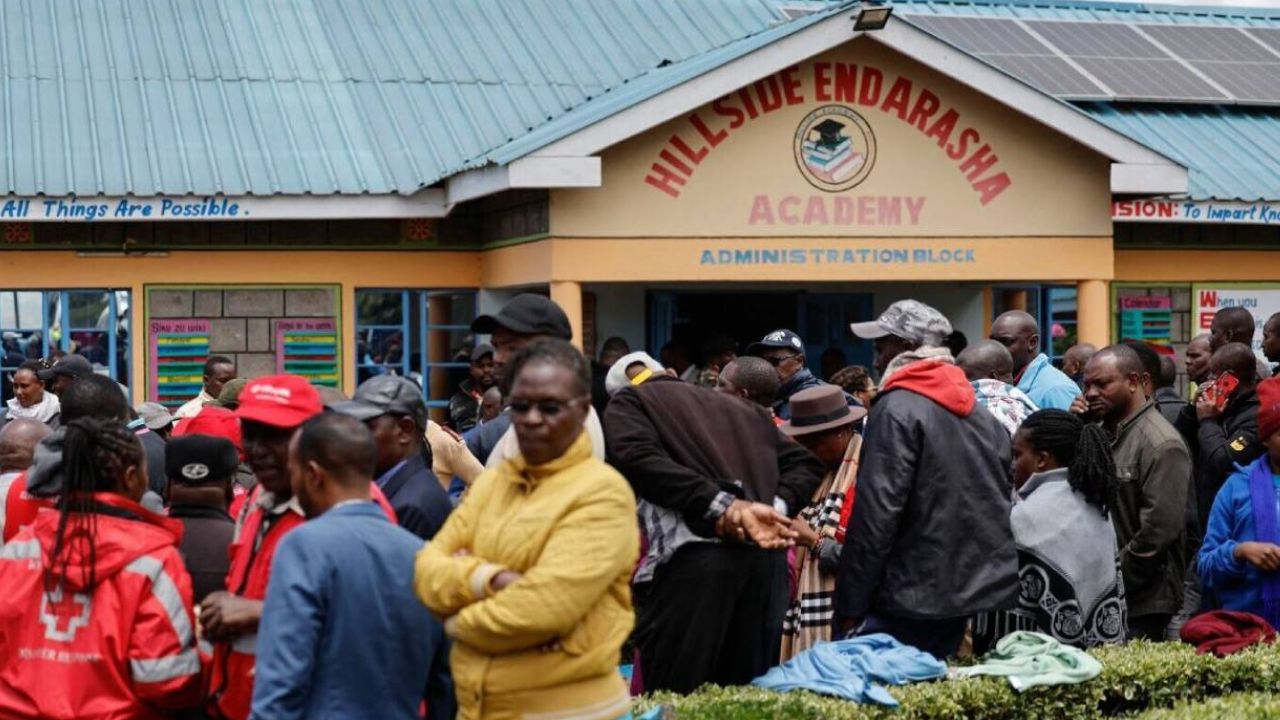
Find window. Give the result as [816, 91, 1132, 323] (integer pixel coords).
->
[355, 289, 478, 424]
[0, 290, 130, 402]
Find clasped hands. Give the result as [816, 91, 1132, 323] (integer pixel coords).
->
[715, 499, 797, 550]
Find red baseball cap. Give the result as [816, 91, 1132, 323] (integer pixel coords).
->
[234, 375, 323, 429]
[173, 406, 244, 459]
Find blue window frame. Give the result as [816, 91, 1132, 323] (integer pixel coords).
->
[0, 289, 130, 402]
[355, 289, 478, 422]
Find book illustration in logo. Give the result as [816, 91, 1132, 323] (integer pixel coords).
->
[794, 106, 877, 192]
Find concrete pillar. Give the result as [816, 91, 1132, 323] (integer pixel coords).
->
[341, 284, 357, 395]
[981, 286, 994, 337]
[1077, 280, 1110, 348]
[550, 281, 584, 351]
[1001, 289, 1028, 312]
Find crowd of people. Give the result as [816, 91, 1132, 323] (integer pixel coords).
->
[2, 291, 1280, 719]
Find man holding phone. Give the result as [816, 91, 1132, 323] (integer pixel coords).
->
[1179, 342, 1264, 533]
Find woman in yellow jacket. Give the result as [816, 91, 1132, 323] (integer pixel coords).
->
[415, 339, 639, 720]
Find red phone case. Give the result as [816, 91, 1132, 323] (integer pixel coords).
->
[1213, 373, 1240, 410]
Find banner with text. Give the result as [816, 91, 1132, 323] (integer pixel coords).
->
[1193, 285, 1280, 358]
[149, 319, 211, 409]
[1113, 200, 1280, 225]
[275, 319, 339, 387]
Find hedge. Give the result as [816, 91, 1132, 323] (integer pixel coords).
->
[1135, 692, 1280, 719]
[633, 640, 1280, 719]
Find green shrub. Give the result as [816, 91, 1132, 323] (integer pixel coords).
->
[1135, 692, 1280, 719]
[633, 640, 1280, 719]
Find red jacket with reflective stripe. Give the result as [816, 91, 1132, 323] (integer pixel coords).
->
[3, 472, 51, 544]
[0, 493, 201, 720]
[207, 484, 398, 720]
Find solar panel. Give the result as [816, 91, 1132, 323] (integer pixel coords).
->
[905, 15, 1109, 98]
[904, 13, 1280, 106]
[1025, 21, 1169, 59]
[1140, 25, 1277, 63]
[1245, 28, 1280, 57]
[1024, 20, 1230, 102]
[1138, 25, 1280, 103]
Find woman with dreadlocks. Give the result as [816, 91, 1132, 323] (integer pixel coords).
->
[0, 417, 201, 718]
[973, 409, 1128, 652]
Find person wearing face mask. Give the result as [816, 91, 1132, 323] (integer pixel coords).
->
[416, 339, 638, 720]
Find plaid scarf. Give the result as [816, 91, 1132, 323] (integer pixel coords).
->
[781, 435, 861, 661]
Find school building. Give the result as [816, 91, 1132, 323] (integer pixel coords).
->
[0, 0, 1277, 413]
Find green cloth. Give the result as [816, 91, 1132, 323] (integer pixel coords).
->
[955, 631, 1102, 691]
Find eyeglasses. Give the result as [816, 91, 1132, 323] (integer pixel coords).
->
[763, 354, 798, 367]
[508, 397, 584, 418]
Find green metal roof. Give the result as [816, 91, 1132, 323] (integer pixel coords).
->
[2, 0, 1278, 201]
[0, 0, 840, 197]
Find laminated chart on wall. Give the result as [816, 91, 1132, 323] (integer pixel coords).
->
[1119, 297, 1172, 345]
[149, 319, 211, 409]
[276, 319, 339, 387]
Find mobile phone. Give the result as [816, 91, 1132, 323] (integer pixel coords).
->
[1211, 371, 1240, 411]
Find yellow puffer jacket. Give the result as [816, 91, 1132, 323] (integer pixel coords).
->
[414, 432, 639, 720]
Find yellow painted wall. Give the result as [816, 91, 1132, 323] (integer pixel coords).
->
[551, 38, 1113, 240]
[0, 250, 481, 396]
[1115, 249, 1280, 282]
[484, 236, 1114, 285]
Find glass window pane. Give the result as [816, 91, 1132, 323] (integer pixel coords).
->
[427, 327, 472, 367]
[427, 292, 477, 328]
[357, 291, 404, 325]
[0, 291, 42, 329]
[425, 366, 459, 406]
[1, 331, 42, 368]
[67, 292, 111, 329]
[69, 331, 111, 368]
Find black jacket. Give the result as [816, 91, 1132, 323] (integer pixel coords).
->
[381, 452, 452, 541]
[1154, 387, 1187, 429]
[605, 376, 824, 537]
[1176, 387, 1262, 531]
[776, 369, 862, 422]
[834, 369, 1019, 622]
[448, 380, 481, 432]
[169, 503, 234, 603]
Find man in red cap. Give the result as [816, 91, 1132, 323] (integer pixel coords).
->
[199, 375, 397, 720]
[201, 375, 322, 720]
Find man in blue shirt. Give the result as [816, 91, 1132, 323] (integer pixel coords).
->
[334, 375, 452, 540]
[990, 310, 1081, 411]
[251, 413, 454, 720]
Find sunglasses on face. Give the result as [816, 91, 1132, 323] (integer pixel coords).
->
[764, 354, 798, 367]
[508, 397, 583, 418]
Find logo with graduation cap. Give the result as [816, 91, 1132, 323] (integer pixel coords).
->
[793, 105, 877, 192]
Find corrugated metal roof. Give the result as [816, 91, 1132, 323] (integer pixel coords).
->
[4, 0, 1278, 201]
[0, 0, 827, 197]
[1081, 103, 1280, 201]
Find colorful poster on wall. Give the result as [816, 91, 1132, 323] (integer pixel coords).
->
[1193, 285, 1280, 357]
[149, 319, 210, 409]
[276, 318, 339, 387]
[1119, 296, 1172, 345]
